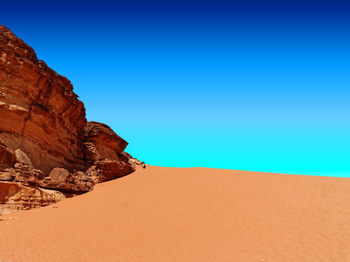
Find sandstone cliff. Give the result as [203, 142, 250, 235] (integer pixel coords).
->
[0, 25, 139, 215]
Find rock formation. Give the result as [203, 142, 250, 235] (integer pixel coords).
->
[0, 181, 65, 215]
[0, 25, 140, 215]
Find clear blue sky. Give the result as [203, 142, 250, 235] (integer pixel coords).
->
[2, 0, 350, 176]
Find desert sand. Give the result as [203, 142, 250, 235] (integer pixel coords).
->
[1, 166, 350, 262]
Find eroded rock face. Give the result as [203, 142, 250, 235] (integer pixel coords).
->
[0, 143, 15, 169]
[0, 25, 141, 214]
[83, 121, 128, 160]
[0, 25, 86, 173]
[95, 160, 135, 182]
[39, 168, 96, 193]
[0, 181, 65, 215]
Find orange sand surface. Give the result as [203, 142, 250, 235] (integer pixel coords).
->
[1, 166, 350, 262]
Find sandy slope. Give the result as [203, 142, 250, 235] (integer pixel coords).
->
[1, 166, 350, 262]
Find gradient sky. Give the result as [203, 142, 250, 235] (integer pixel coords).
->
[2, 0, 350, 176]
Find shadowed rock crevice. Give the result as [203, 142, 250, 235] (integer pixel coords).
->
[0, 25, 142, 215]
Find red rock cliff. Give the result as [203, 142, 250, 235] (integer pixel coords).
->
[0, 25, 140, 214]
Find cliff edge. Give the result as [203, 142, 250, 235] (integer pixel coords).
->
[0, 25, 139, 214]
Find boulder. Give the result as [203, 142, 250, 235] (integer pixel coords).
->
[82, 121, 128, 157]
[13, 163, 44, 186]
[39, 168, 95, 193]
[14, 149, 33, 169]
[95, 160, 134, 182]
[0, 171, 14, 181]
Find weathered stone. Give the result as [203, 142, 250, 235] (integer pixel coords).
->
[0, 181, 65, 215]
[1, 168, 16, 182]
[0, 25, 138, 214]
[0, 143, 15, 169]
[119, 151, 146, 168]
[95, 160, 135, 182]
[14, 149, 33, 169]
[83, 142, 101, 162]
[82, 121, 128, 156]
[13, 163, 44, 186]
[40, 168, 95, 193]
[0, 172, 13, 181]
[0, 25, 86, 174]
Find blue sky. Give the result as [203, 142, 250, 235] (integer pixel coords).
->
[2, 0, 350, 176]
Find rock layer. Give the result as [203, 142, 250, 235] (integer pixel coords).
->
[0, 181, 65, 215]
[0, 25, 141, 214]
[0, 25, 86, 173]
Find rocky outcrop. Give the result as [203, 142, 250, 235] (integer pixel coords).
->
[0, 181, 65, 215]
[82, 121, 128, 158]
[0, 25, 141, 214]
[0, 25, 86, 174]
[39, 168, 95, 193]
[94, 160, 135, 182]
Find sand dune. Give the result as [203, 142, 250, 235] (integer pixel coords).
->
[1, 166, 350, 262]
